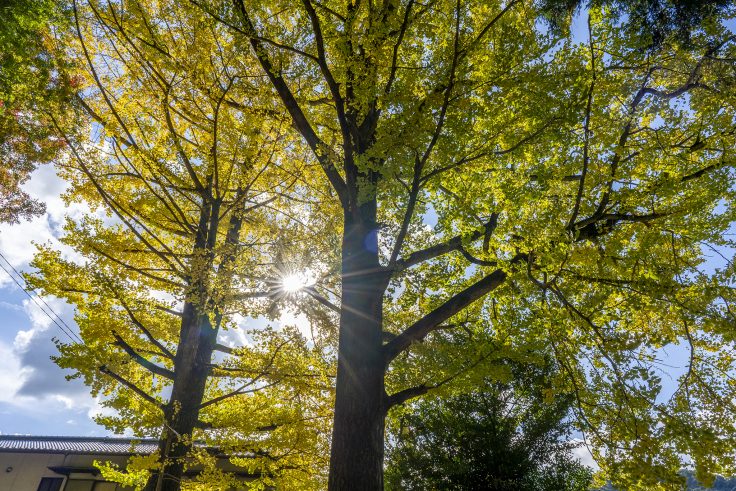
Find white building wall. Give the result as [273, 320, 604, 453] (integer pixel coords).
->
[0, 452, 131, 491]
[0, 452, 67, 491]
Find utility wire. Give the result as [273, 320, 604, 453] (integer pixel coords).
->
[0, 252, 81, 340]
[0, 251, 83, 344]
[0, 251, 167, 411]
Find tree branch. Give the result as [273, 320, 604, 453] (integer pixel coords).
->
[385, 384, 429, 409]
[214, 343, 234, 354]
[198, 336, 295, 409]
[231, 0, 348, 205]
[384, 345, 494, 409]
[384, 0, 414, 96]
[572, 212, 668, 242]
[112, 331, 175, 380]
[99, 365, 164, 410]
[198, 380, 279, 410]
[384, 259, 519, 364]
[392, 213, 498, 273]
[112, 294, 175, 360]
[569, 15, 596, 228]
[301, 0, 350, 141]
[305, 286, 341, 312]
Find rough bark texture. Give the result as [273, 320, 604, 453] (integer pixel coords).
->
[142, 198, 223, 491]
[142, 309, 217, 491]
[328, 208, 388, 491]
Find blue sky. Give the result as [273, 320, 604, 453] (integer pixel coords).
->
[0, 165, 110, 436]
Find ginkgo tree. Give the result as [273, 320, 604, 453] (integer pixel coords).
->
[186, 0, 736, 489]
[27, 0, 337, 489]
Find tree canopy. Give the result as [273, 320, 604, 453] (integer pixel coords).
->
[197, 1, 735, 488]
[0, 0, 79, 223]
[15, 0, 736, 489]
[27, 0, 337, 488]
[540, 0, 735, 46]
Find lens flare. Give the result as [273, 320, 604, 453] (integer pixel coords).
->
[281, 273, 309, 293]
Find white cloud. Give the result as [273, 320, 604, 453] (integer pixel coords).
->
[0, 164, 98, 409]
[2, 295, 98, 416]
[0, 161, 118, 435]
[0, 334, 94, 416]
[12, 328, 36, 352]
[0, 213, 55, 277]
[0, 300, 23, 311]
[54, 395, 75, 410]
[0, 164, 104, 287]
[87, 397, 118, 421]
[217, 324, 251, 349]
[571, 439, 598, 470]
[278, 308, 313, 339]
[147, 288, 182, 311]
[15, 296, 66, 350]
[0, 341, 25, 403]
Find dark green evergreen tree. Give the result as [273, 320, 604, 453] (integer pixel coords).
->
[385, 362, 593, 491]
[539, 0, 734, 46]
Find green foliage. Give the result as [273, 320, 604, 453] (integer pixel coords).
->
[0, 0, 79, 222]
[385, 363, 593, 491]
[599, 470, 736, 490]
[539, 0, 735, 47]
[21, 0, 736, 488]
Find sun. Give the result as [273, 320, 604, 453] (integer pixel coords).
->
[281, 273, 310, 293]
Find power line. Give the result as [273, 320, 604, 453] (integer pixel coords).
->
[0, 251, 81, 340]
[0, 251, 83, 344]
[0, 251, 169, 411]
[0, 254, 79, 343]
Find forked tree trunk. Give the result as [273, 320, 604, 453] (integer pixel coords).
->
[328, 211, 388, 491]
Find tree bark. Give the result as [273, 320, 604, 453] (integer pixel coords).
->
[142, 308, 218, 491]
[143, 198, 222, 491]
[328, 209, 388, 491]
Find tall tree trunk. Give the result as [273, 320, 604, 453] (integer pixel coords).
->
[328, 210, 388, 491]
[144, 309, 218, 491]
[143, 197, 222, 491]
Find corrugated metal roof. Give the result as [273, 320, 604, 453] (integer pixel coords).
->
[0, 435, 159, 455]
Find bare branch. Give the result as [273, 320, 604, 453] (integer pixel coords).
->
[301, 0, 350, 141]
[162, 88, 206, 194]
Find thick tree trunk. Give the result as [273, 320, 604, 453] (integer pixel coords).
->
[143, 198, 222, 491]
[142, 308, 218, 491]
[328, 211, 388, 491]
